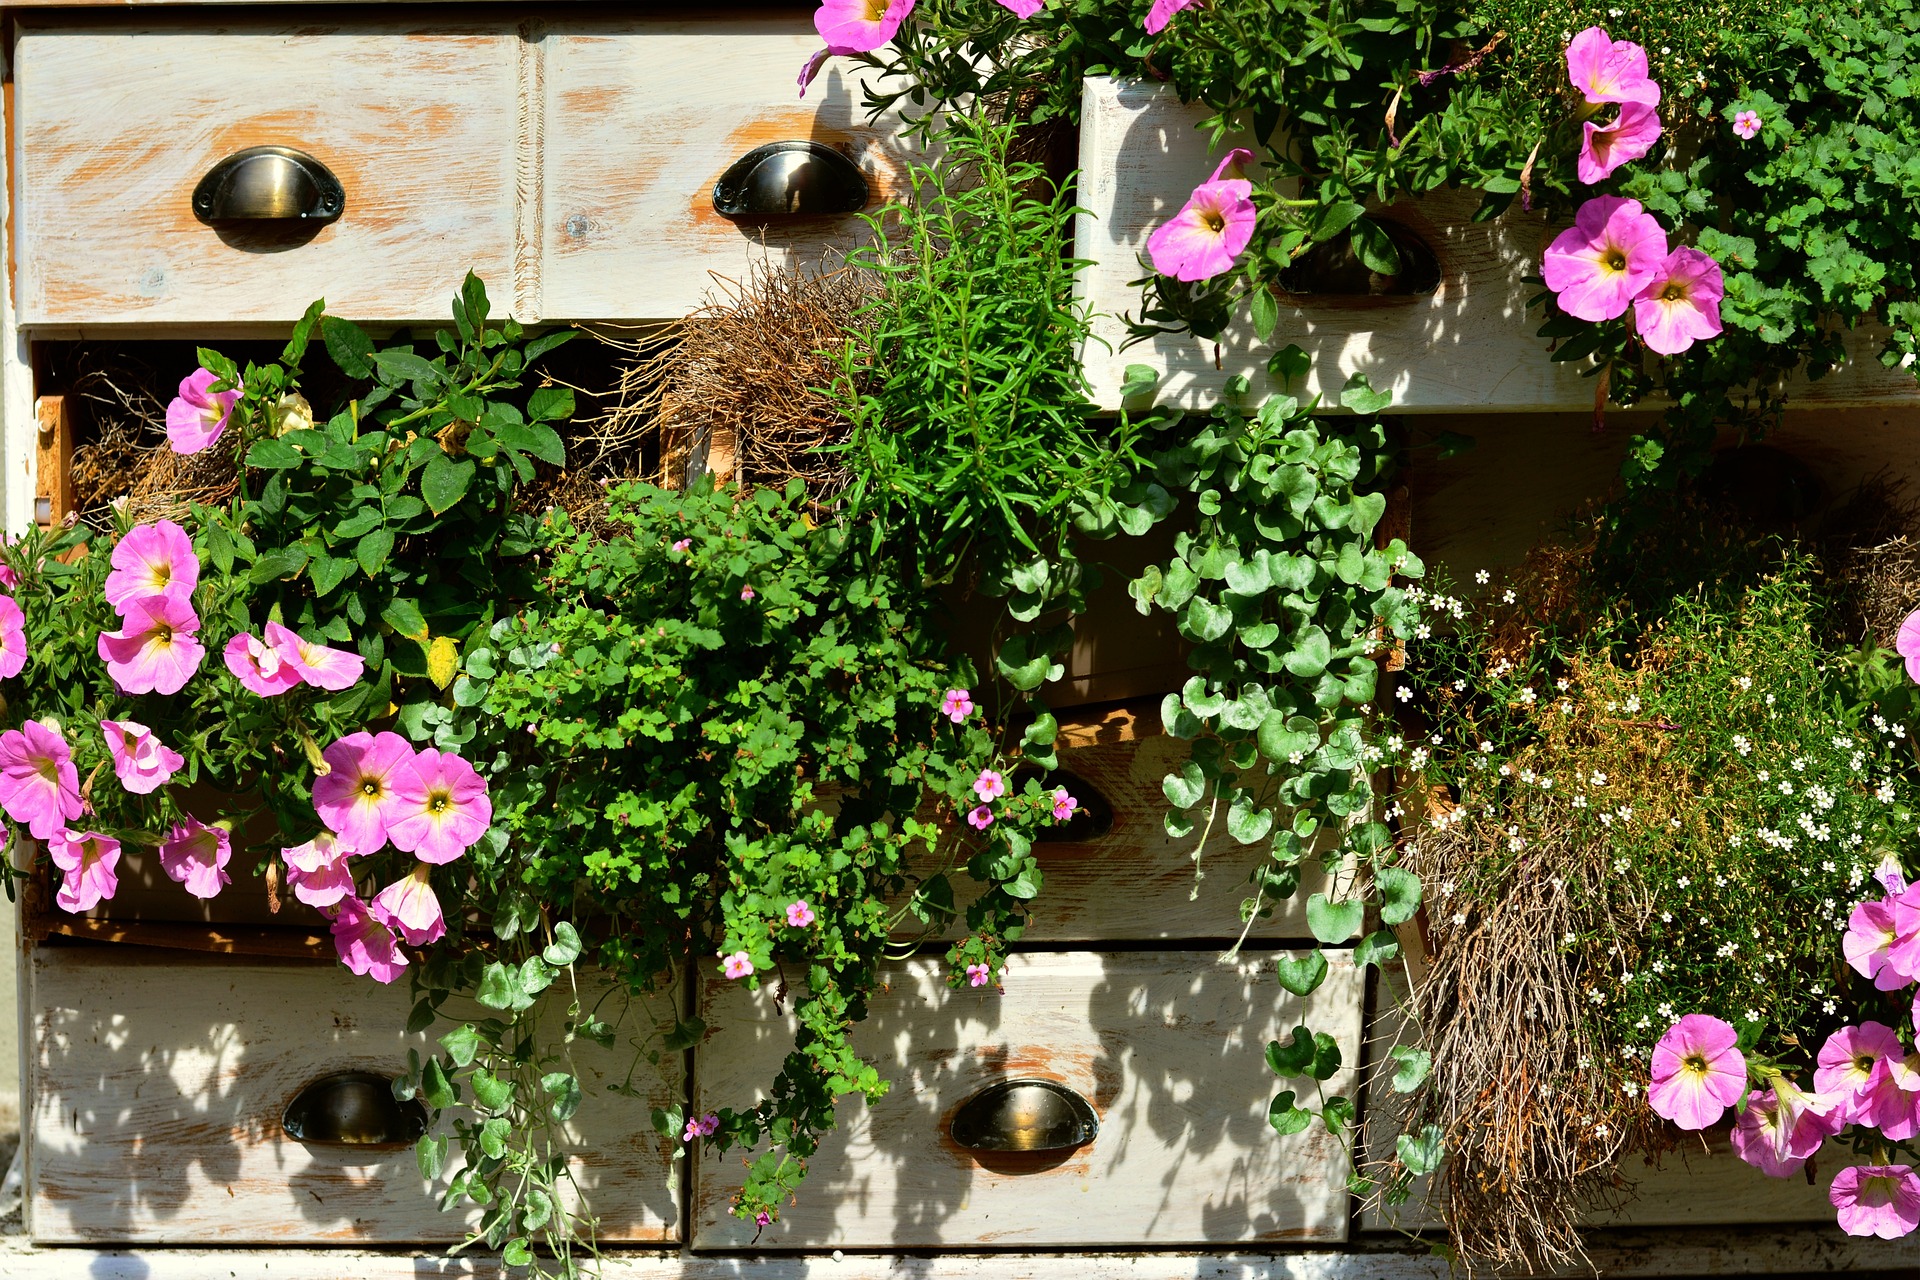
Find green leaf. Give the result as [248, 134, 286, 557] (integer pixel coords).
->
[1397, 1123, 1445, 1176]
[420, 1057, 456, 1110]
[245, 437, 304, 470]
[1184, 596, 1233, 643]
[475, 961, 520, 1011]
[523, 328, 575, 364]
[1119, 363, 1160, 399]
[1266, 1027, 1317, 1077]
[1249, 284, 1280, 342]
[542, 1071, 583, 1123]
[416, 1133, 447, 1181]
[247, 545, 309, 585]
[372, 348, 444, 388]
[421, 453, 476, 515]
[283, 298, 325, 366]
[1350, 217, 1402, 276]
[1376, 866, 1423, 925]
[1283, 626, 1331, 678]
[1267, 343, 1311, 388]
[1322, 1094, 1356, 1135]
[440, 1024, 483, 1068]
[355, 527, 394, 578]
[471, 1069, 514, 1113]
[1339, 373, 1393, 415]
[1389, 1044, 1432, 1094]
[309, 554, 354, 599]
[1257, 710, 1318, 761]
[1274, 949, 1328, 997]
[1306, 892, 1363, 944]
[543, 921, 584, 967]
[1268, 1089, 1312, 1135]
[503, 1238, 534, 1267]
[322, 315, 374, 379]
[1354, 929, 1401, 969]
[1227, 793, 1274, 845]
[527, 386, 574, 423]
[382, 596, 429, 642]
[1162, 760, 1207, 810]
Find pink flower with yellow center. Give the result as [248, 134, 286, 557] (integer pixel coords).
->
[1731, 109, 1762, 139]
[1145, 0, 1197, 35]
[1631, 246, 1724, 355]
[1730, 1084, 1842, 1178]
[224, 631, 301, 697]
[48, 828, 121, 914]
[1541, 195, 1668, 322]
[165, 367, 241, 456]
[940, 688, 974, 723]
[97, 594, 206, 696]
[0, 595, 27, 680]
[281, 831, 358, 908]
[264, 621, 365, 692]
[385, 747, 491, 865]
[1817, 1022, 1905, 1125]
[99, 718, 183, 796]
[313, 732, 426, 855]
[104, 520, 198, 611]
[1831, 1165, 1920, 1239]
[966, 804, 994, 831]
[1848, 897, 1908, 991]
[1898, 608, 1920, 684]
[1147, 148, 1257, 283]
[973, 769, 1006, 802]
[369, 863, 446, 946]
[329, 894, 409, 984]
[0, 720, 83, 840]
[721, 950, 754, 980]
[966, 962, 992, 987]
[786, 900, 816, 928]
[1564, 27, 1661, 107]
[1051, 788, 1078, 822]
[813, 0, 913, 51]
[160, 817, 232, 900]
[1648, 1013, 1746, 1129]
[1577, 101, 1662, 184]
[1882, 882, 1920, 983]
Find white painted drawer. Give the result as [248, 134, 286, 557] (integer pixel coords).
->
[692, 950, 1362, 1248]
[26, 944, 681, 1244]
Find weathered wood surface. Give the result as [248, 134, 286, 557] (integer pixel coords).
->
[1074, 77, 1920, 414]
[12, 13, 921, 328]
[27, 944, 681, 1244]
[692, 950, 1363, 1249]
[31, 394, 71, 526]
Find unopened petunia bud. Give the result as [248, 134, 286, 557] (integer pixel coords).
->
[271, 392, 314, 437]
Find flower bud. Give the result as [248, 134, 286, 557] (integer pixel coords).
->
[271, 392, 314, 437]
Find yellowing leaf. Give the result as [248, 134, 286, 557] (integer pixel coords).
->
[427, 635, 460, 690]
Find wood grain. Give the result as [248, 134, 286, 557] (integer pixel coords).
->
[26, 944, 681, 1244]
[1074, 77, 1920, 414]
[691, 949, 1363, 1249]
[32, 394, 71, 525]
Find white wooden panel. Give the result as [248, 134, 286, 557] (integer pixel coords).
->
[1074, 77, 1920, 414]
[692, 949, 1362, 1248]
[27, 944, 680, 1243]
[13, 18, 522, 327]
[539, 16, 928, 322]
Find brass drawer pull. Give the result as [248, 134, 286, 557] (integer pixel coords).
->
[712, 141, 868, 219]
[193, 146, 345, 224]
[950, 1078, 1098, 1153]
[283, 1070, 427, 1147]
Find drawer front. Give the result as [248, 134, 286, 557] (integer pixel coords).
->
[27, 945, 680, 1244]
[692, 950, 1362, 1248]
[13, 19, 523, 327]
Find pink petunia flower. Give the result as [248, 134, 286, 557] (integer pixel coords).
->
[1900, 609, 1920, 685]
[1732, 109, 1762, 139]
[1145, 0, 1197, 34]
[281, 831, 359, 908]
[813, 0, 913, 52]
[1051, 787, 1078, 822]
[224, 632, 302, 697]
[996, 0, 1043, 14]
[97, 594, 206, 696]
[265, 621, 365, 692]
[1577, 101, 1662, 184]
[1848, 897, 1909, 992]
[166, 368, 242, 456]
[0, 720, 83, 840]
[966, 962, 992, 987]
[1881, 854, 1911, 896]
[973, 769, 1006, 802]
[369, 863, 446, 947]
[1731, 1083, 1844, 1177]
[1879, 1050, 1920, 1141]
[1886, 883, 1920, 983]
[1541, 196, 1668, 322]
[1648, 1013, 1746, 1129]
[721, 950, 754, 980]
[313, 732, 427, 855]
[1831, 1165, 1920, 1240]
[329, 894, 409, 984]
[966, 804, 994, 831]
[1631, 246, 1724, 355]
[386, 747, 491, 864]
[1564, 27, 1661, 107]
[99, 718, 184, 796]
[785, 900, 816, 928]
[159, 817, 232, 900]
[104, 520, 198, 610]
[940, 688, 974, 723]
[0, 595, 27, 680]
[48, 828, 121, 914]
[1817, 1022, 1905, 1124]
[1147, 148, 1256, 283]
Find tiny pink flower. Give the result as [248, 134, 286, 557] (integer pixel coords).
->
[0, 720, 83, 840]
[329, 894, 409, 984]
[1817, 1022, 1905, 1124]
[281, 831, 358, 908]
[966, 962, 992, 987]
[1144, 0, 1197, 34]
[740, 586, 756, 602]
[813, 0, 914, 52]
[313, 732, 427, 855]
[386, 747, 491, 864]
[966, 804, 994, 831]
[97, 594, 206, 695]
[1565, 27, 1661, 107]
[105, 520, 198, 610]
[1541, 195, 1669, 322]
[1577, 101, 1662, 184]
[1831, 1165, 1920, 1240]
[1648, 1014, 1746, 1129]
[0, 595, 27, 680]
[972, 769, 1005, 802]
[47, 828, 121, 914]
[1631, 246, 1724, 355]
[224, 631, 301, 697]
[721, 950, 754, 980]
[754, 1211, 773, 1228]
[785, 900, 816, 928]
[1896, 608, 1920, 684]
[165, 367, 241, 455]
[682, 1118, 702, 1142]
[159, 817, 232, 900]
[672, 538, 693, 553]
[265, 621, 365, 692]
[1051, 788, 1078, 822]
[100, 718, 183, 796]
[698, 1112, 720, 1136]
[369, 863, 446, 946]
[940, 688, 974, 723]
[1147, 148, 1256, 283]
[1732, 109, 1762, 139]
[1849, 898, 1908, 992]
[996, 0, 1043, 14]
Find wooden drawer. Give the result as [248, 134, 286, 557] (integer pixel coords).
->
[691, 950, 1363, 1248]
[25, 944, 681, 1244]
